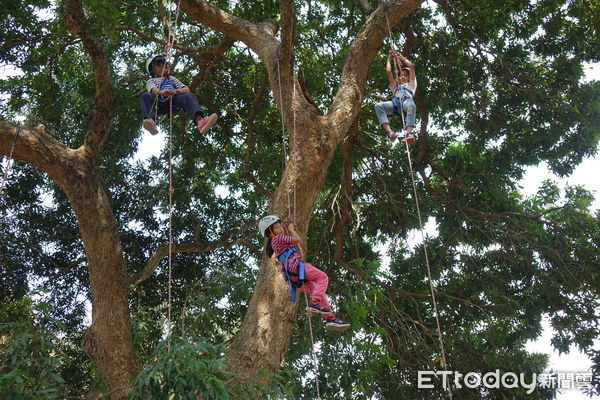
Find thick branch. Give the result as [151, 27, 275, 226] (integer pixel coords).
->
[130, 220, 256, 285]
[279, 0, 295, 74]
[179, 0, 278, 56]
[63, 0, 112, 154]
[0, 122, 72, 185]
[298, 69, 323, 115]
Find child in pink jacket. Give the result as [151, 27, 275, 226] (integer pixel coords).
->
[258, 215, 350, 332]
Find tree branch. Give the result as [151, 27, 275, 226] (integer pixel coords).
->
[179, 0, 278, 57]
[0, 122, 72, 185]
[129, 220, 256, 286]
[63, 0, 112, 155]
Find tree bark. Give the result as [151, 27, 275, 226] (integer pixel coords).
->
[0, 123, 140, 399]
[180, 0, 424, 390]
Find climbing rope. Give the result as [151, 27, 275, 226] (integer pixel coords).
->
[304, 294, 322, 400]
[276, 55, 321, 400]
[0, 122, 20, 204]
[398, 86, 451, 400]
[384, 2, 451, 398]
[166, 95, 174, 351]
[162, 0, 183, 352]
[275, 57, 293, 218]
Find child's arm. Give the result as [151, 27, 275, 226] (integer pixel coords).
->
[285, 222, 304, 258]
[386, 52, 396, 90]
[395, 53, 416, 82]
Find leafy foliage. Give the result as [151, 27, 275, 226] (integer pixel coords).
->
[0, 294, 68, 400]
[1, 0, 599, 398]
[130, 340, 231, 400]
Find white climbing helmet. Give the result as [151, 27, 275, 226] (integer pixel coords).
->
[258, 215, 281, 237]
[146, 54, 167, 77]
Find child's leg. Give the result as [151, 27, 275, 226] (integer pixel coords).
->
[140, 92, 159, 120]
[300, 262, 332, 312]
[172, 93, 204, 123]
[402, 98, 417, 134]
[374, 101, 395, 132]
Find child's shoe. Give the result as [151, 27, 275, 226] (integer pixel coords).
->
[306, 302, 332, 315]
[324, 317, 350, 332]
[401, 132, 415, 145]
[197, 113, 218, 134]
[387, 131, 399, 141]
[143, 118, 159, 135]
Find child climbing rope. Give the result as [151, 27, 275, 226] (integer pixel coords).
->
[374, 51, 417, 144]
[258, 215, 350, 332]
[140, 54, 218, 135]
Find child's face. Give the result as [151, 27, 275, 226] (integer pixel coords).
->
[153, 62, 170, 76]
[400, 69, 410, 83]
[271, 222, 284, 236]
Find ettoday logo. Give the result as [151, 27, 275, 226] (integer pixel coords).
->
[418, 370, 539, 394]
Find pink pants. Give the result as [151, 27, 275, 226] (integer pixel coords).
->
[297, 262, 332, 313]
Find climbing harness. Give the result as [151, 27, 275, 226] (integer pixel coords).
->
[278, 247, 306, 301]
[384, 2, 452, 399]
[391, 85, 414, 117]
[0, 122, 20, 204]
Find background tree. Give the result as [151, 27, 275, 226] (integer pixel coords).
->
[1, 0, 598, 399]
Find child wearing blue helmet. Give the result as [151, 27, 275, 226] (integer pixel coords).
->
[140, 54, 217, 135]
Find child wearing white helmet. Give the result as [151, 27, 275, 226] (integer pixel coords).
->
[140, 54, 218, 135]
[258, 215, 350, 332]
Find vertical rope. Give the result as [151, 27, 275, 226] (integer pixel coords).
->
[383, 3, 402, 82]
[275, 58, 292, 217]
[385, 1, 451, 397]
[0, 123, 20, 203]
[304, 294, 322, 400]
[276, 55, 321, 400]
[162, 0, 182, 353]
[292, 71, 297, 217]
[166, 96, 174, 351]
[399, 110, 451, 399]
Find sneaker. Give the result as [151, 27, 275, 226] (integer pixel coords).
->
[306, 302, 332, 315]
[401, 132, 415, 145]
[324, 317, 350, 332]
[197, 113, 218, 134]
[387, 131, 399, 141]
[143, 118, 159, 135]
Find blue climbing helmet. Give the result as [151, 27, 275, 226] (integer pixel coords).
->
[146, 54, 167, 77]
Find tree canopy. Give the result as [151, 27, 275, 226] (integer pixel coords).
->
[1, 0, 599, 399]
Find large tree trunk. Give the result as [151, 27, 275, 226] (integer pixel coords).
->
[180, 0, 424, 390]
[0, 125, 140, 399]
[64, 154, 140, 399]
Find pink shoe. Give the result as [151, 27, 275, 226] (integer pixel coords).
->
[402, 132, 415, 145]
[197, 113, 218, 134]
[143, 118, 159, 135]
[387, 131, 399, 141]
